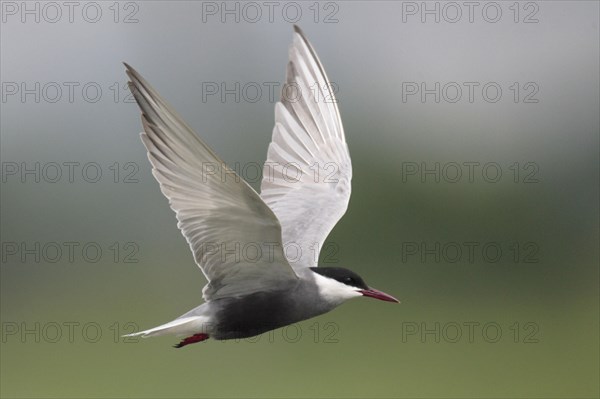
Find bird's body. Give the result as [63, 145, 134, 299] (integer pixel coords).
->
[129, 268, 379, 344]
[124, 26, 398, 348]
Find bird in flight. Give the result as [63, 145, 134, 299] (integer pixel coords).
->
[124, 25, 398, 348]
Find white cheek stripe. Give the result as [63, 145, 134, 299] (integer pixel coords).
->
[312, 273, 363, 305]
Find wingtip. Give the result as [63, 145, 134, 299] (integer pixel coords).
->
[123, 62, 141, 83]
[293, 24, 304, 37]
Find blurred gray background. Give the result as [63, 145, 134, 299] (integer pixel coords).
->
[1, 1, 598, 398]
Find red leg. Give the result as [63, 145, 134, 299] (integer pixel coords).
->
[174, 333, 210, 348]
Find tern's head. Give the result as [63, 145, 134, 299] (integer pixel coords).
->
[309, 267, 399, 306]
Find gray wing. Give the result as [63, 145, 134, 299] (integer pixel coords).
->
[260, 26, 352, 271]
[125, 64, 298, 301]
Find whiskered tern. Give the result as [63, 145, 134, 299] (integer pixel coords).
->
[124, 25, 398, 348]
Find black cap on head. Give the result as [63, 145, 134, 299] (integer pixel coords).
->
[309, 267, 369, 290]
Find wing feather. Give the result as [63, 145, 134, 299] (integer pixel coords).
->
[260, 26, 352, 270]
[125, 63, 297, 300]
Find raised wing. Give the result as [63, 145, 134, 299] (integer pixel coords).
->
[125, 64, 298, 301]
[260, 26, 352, 271]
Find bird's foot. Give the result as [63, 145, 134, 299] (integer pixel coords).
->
[174, 333, 210, 348]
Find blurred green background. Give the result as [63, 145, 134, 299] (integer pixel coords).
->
[1, 1, 598, 398]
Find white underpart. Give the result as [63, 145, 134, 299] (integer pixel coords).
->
[312, 273, 362, 307]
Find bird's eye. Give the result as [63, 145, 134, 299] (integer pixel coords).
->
[345, 277, 354, 284]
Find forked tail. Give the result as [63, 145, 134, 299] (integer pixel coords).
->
[123, 316, 211, 340]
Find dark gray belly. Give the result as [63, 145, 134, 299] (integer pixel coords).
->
[213, 289, 317, 340]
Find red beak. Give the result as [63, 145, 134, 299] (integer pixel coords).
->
[360, 288, 399, 303]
